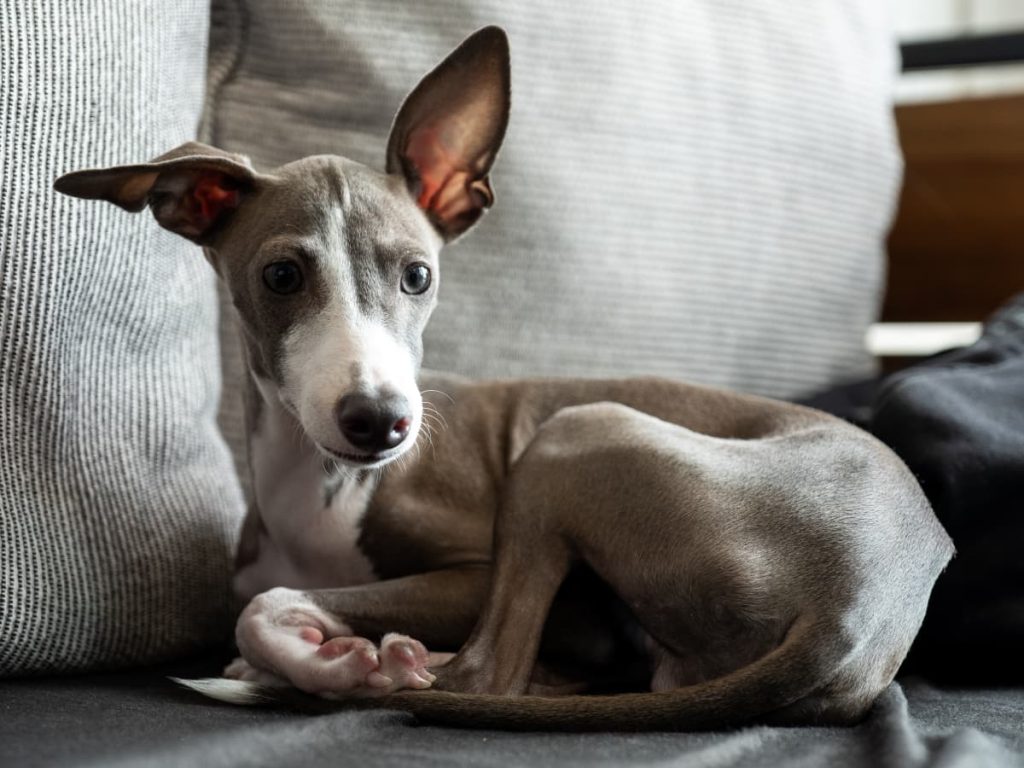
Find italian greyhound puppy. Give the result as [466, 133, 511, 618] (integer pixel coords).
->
[55, 27, 953, 731]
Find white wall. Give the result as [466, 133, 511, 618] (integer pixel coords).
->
[896, 0, 1024, 39]
[895, 0, 1024, 102]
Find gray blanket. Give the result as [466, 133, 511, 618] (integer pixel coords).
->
[2, 664, 1021, 767]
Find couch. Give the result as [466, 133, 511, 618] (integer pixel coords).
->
[2, 2, 1021, 765]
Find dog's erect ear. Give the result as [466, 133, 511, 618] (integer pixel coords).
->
[54, 142, 256, 244]
[386, 26, 510, 241]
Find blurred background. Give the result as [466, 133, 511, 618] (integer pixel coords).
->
[872, 0, 1024, 366]
[897, 0, 1024, 102]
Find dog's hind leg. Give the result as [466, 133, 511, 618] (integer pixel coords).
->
[432, 401, 783, 698]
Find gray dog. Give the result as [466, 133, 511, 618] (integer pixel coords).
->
[55, 27, 953, 730]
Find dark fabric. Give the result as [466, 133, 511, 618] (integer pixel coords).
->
[1, 661, 1022, 767]
[873, 296, 1024, 684]
[804, 294, 1024, 684]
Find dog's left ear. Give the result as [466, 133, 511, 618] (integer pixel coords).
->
[54, 142, 257, 244]
[387, 26, 511, 241]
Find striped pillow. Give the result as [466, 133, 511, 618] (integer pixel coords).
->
[0, 1, 244, 674]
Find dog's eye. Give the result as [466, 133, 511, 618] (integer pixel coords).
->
[401, 263, 431, 295]
[263, 260, 303, 295]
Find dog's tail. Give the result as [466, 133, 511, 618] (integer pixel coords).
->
[173, 615, 854, 731]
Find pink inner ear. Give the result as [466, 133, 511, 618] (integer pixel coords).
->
[192, 173, 241, 224]
[406, 126, 463, 211]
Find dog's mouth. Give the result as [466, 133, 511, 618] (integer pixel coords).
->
[319, 444, 401, 468]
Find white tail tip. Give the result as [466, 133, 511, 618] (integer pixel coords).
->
[170, 676, 280, 706]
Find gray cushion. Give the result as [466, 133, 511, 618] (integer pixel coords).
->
[206, 0, 900, 413]
[0, 1, 244, 674]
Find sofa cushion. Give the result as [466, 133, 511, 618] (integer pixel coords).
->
[2, 662, 1023, 767]
[206, 0, 900, 416]
[0, 1, 244, 674]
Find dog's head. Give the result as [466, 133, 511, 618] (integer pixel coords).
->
[55, 27, 510, 468]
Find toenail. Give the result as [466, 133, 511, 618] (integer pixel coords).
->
[367, 671, 393, 688]
[409, 673, 433, 689]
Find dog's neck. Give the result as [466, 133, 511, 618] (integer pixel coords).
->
[239, 368, 378, 593]
[247, 372, 330, 509]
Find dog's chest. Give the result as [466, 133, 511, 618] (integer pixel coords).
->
[247, 419, 377, 591]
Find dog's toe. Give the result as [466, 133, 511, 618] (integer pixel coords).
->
[316, 635, 375, 661]
[378, 633, 435, 689]
[304, 636, 384, 694]
[252, 630, 442, 698]
[223, 656, 250, 679]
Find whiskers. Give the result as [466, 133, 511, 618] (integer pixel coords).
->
[378, 388, 454, 478]
[420, 389, 451, 435]
[322, 453, 342, 477]
[420, 388, 455, 405]
[419, 390, 451, 454]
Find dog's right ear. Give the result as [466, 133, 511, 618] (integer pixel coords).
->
[54, 142, 256, 244]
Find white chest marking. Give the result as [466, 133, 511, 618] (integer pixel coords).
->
[236, 377, 377, 597]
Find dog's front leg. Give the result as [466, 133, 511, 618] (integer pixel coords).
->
[232, 567, 489, 698]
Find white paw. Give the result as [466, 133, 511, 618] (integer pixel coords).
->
[234, 588, 437, 698]
[315, 633, 436, 699]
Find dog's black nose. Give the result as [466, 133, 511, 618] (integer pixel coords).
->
[336, 394, 412, 453]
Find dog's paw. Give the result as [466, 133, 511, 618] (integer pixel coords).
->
[234, 587, 442, 698]
[314, 633, 435, 699]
